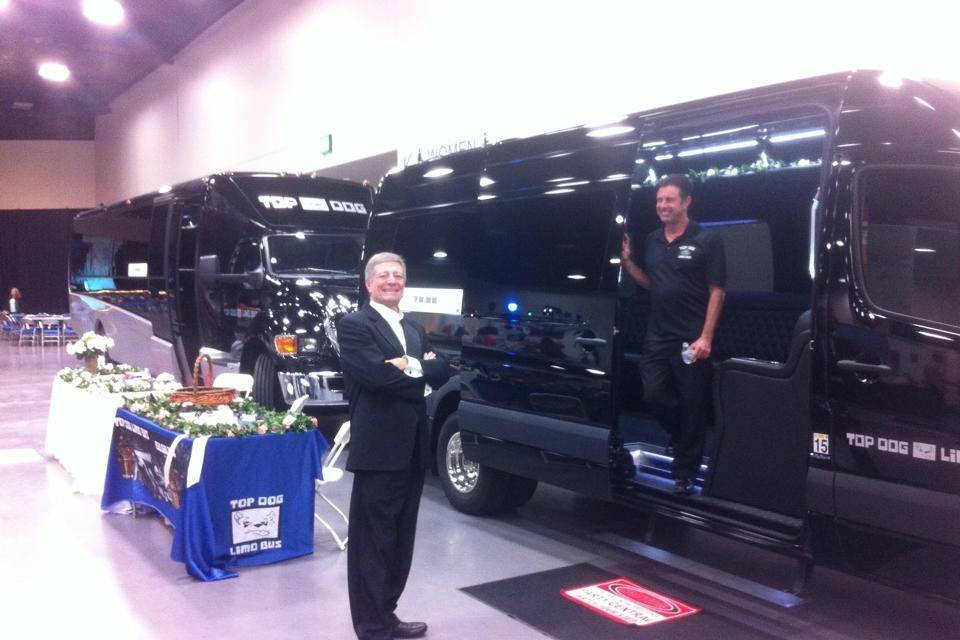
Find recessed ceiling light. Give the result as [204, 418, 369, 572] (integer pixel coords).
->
[83, 0, 125, 26]
[0, 0, 10, 11]
[38, 62, 70, 83]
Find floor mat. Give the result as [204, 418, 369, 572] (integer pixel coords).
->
[461, 563, 707, 640]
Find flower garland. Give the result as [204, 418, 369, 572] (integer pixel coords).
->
[640, 155, 822, 186]
[57, 364, 180, 395]
[124, 394, 318, 438]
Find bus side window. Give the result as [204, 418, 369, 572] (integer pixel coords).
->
[857, 167, 960, 327]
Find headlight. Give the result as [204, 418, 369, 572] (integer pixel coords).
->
[299, 338, 318, 353]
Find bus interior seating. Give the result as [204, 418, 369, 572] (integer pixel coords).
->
[713, 292, 808, 362]
[703, 309, 812, 516]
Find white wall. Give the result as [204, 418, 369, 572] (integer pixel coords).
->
[95, 0, 960, 204]
[0, 140, 95, 209]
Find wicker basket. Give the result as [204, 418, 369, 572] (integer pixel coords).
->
[169, 353, 237, 406]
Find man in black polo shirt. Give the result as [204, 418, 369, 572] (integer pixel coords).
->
[621, 174, 726, 494]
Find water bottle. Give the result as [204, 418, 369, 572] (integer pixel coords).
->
[681, 342, 694, 365]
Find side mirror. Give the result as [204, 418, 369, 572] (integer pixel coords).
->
[198, 254, 219, 278]
[243, 268, 264, 290]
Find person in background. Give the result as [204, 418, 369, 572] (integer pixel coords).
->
[8, 288, 22, 314]
[620, 174, 726, 495]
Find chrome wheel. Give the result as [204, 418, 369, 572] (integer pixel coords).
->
[445, 432, 479, 493]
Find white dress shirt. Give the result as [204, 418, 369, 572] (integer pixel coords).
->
[369, 301, 423, 378]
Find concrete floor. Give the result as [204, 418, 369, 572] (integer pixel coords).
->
[1, 340, 958, 639]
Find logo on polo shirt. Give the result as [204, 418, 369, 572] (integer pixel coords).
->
[677, 245, 698, 260]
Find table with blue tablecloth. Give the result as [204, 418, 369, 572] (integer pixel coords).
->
[101, 408, 329, 581]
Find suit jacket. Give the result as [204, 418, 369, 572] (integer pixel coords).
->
[338, 304, 452, 471]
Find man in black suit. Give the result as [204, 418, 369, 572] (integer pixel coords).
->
[338, 252, 452, 640]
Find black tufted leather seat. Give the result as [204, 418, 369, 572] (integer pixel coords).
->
[704, 310, 812, 516]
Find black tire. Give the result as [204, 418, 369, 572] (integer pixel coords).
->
[252, 352, 285, 409]
[436, 413, 511, 515]
[504, 475, 538, 510]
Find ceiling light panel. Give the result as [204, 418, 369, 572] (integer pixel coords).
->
[83, 0, 125, 26]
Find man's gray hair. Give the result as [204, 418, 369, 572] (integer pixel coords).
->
[364, 252, 406, 281]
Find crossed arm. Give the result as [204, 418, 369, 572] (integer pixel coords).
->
[337, 315, 453, 400]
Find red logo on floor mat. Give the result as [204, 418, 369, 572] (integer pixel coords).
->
[561, 578, 700, 626]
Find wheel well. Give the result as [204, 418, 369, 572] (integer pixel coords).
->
[429, 391, 460, 474]
[240, 340, 269, 373]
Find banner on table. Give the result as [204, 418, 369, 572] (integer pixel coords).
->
[112, 415, 189, 508]
[102, 409, 328, 581]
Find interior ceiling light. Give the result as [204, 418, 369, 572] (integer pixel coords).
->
[769, 129, 826, 144]
[701, 124, 758, 138]
[479, 176, 495, 187]
[83, 0, 125, 26]
[38, 62, 70, 82]
[11, 102, 34, 111]
[677, 139, 758, 158]
[423, 167, 453, 179]
[0, 0, 10, 10]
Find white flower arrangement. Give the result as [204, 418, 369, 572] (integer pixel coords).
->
[66, 331, 115, 358]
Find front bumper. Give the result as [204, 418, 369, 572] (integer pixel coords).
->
[277, 370, 347, 406]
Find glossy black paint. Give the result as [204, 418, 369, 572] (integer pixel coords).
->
[369, 70, 960, 595]
[72, 173, 371, 394]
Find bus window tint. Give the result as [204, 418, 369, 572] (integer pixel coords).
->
[858, 168, 960, 328]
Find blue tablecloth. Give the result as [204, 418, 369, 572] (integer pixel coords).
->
[101, 408, 328, 581]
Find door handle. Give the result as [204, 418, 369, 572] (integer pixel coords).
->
[837, 360, 892, 376]
[575, 337, 607, 346]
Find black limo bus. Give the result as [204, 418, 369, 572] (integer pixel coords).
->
[365, 70, 960, 596]
[69, 172, 372, 409]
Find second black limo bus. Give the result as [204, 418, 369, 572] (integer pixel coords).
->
[70, 172, 372, 408]
[366, 70, 960, 596]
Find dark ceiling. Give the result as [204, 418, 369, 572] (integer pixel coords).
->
[0, 0, 244, 140]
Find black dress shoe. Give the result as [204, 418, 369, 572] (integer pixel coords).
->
[392, 620, 427, 638]
[673, 478, 695, 495]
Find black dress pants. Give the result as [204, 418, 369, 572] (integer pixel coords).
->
[639, 337, 713, 480]
[348, 465, 425, 640]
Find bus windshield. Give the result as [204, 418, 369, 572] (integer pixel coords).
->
[265, 233, 362, 275]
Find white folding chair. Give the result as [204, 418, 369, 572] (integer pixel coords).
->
[212, 372, 254, 398]
[315, 420, 350, 550]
